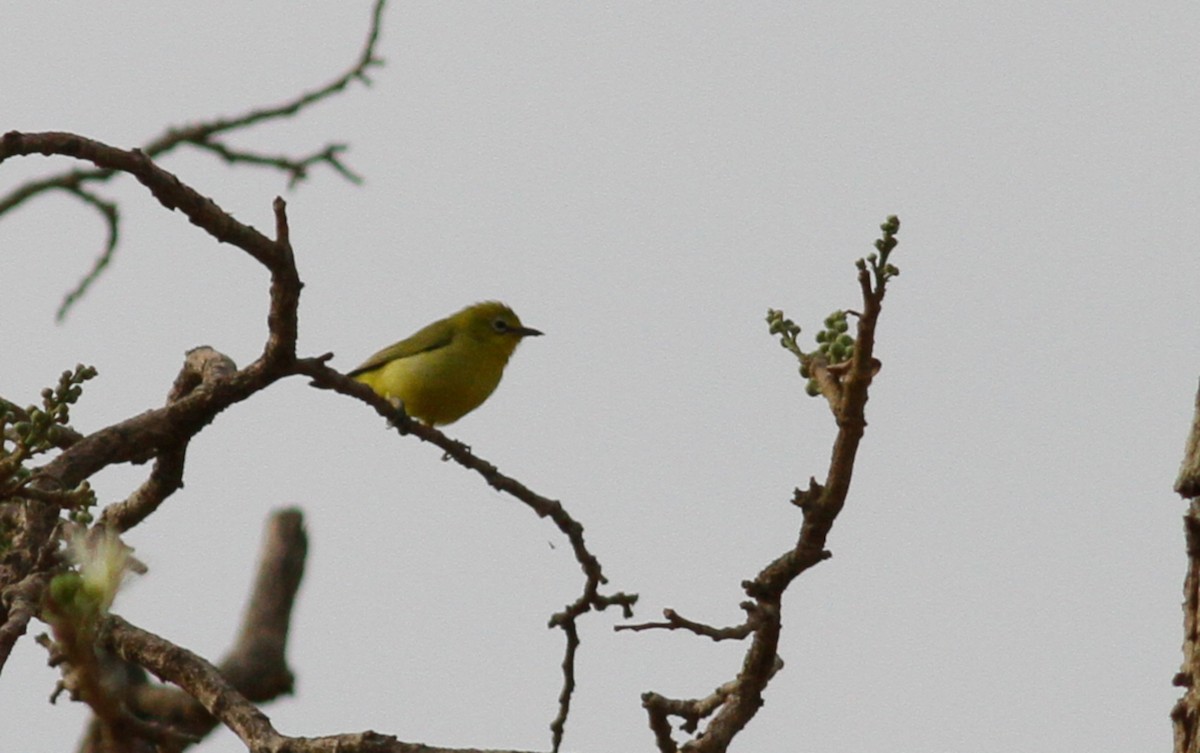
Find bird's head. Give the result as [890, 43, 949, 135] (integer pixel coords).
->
[459, 301, 542, 357]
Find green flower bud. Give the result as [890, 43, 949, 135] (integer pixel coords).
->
[48, 572, 84, 611]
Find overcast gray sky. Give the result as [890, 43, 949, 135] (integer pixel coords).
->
[2, 2, 1196, 752]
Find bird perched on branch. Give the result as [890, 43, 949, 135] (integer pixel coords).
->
[349, 301, 542, 426]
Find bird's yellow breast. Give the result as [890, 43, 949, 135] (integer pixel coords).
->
[356, 340, 509, 426]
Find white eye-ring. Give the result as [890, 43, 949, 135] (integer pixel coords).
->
[492, 318, 510, 333]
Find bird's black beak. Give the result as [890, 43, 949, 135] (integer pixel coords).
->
[517, 326, 543, 338]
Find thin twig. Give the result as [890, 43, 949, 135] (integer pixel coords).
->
[633, 217, 901, 752]
[616, 606, 755, 641]
[303, 358, 638, 751]
[0, 0, 388, 319]
[55, 185, 119, 322]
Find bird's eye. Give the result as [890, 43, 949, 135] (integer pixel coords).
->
[492, 318, 510, 333]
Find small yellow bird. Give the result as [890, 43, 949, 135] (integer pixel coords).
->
[349, 301, 542, 426]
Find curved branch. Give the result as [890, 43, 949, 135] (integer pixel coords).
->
[148, 0, 386, 150]
[0, 136, 302, 678]
[99, 348, 237, 532]
[81, 509, 309, 751]
[636, 217, 902, 752]
[55, 185, 119, 321]
[1, 132, 283, 270]
[103, 594, 543, 753]
[303, 361, 638, 752]
[0, 0, 387, 318]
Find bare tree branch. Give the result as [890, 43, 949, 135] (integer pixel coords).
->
[2, 124, 631, 753]
[0, 571, 49, 675]
[220, 508, 306, 699]
[617, 606, 755, 641]
[0, 133, 306, 684]
[634, 217, 901, 752]
[56, 185, 119, 321]
[103, 602, 545, 753]
[99, 348, 237, 532]
[0, 0, 388, 320]
[1, 6, 632, 749]
[2, 132, 287, 272]
[192, 140, 364, 189]
[1173, 381, 1200, 752]
[1173, 497, 1200, 753]
[303, 360, 638, 752]
[72, 509, 308, 752]
[104, 615, 281, 749]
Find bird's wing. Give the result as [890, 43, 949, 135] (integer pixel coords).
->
[347, 316, 456, 377]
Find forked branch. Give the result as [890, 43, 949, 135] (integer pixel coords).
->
[0, 0, 387, 320]
[2, 122, 630, 752]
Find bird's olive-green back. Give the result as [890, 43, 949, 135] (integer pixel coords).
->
[348, 301, 528, 377]
[347, 315, 457, 377]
